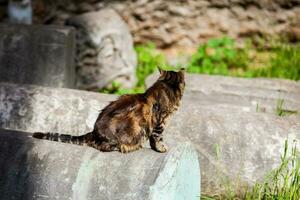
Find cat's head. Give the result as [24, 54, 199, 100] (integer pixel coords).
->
[158, 67, 185, 85]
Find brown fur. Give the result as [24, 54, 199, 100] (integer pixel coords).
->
[33, 68, 185, 153]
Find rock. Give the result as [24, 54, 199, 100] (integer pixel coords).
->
[0, 129, 200, 200]
[0, 23, 75, 88]
[0, 82, 115, 134]
[109, 0, 300, 48]
[77, 2, 94, 13]
[210, 0, 230, 8]
[147, 74, 300, 115]
[0, 80, 299, 195]
[66, 9, 137, 90]
[167, 98, 300, 196]
[283, 27, 300, 42]
[168, 5, 193, 17]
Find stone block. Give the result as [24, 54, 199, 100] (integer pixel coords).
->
[147, 74, 300, 115]
[0, 24, 75, 88]
[0, 129, 200, 200]
[66, 9, 137, 90]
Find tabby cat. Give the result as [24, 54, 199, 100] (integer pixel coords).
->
[33, 68, 185, 153]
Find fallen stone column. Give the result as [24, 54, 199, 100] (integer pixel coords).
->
[0, 129, 200, 200]
[165, 102, 300, 195]
[147, 74, 300, 115]
[0, 82, 299, 195]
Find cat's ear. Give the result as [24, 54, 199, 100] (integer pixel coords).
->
[180, 68, 186, 72]
[158, 66, 166, 74]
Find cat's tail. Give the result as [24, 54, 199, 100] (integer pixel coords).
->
[32, 131, 94, 145]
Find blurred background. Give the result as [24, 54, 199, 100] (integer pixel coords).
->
[0, 0, 299, 94]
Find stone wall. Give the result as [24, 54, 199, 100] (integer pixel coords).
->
[5, 0, 300, 48]
[114, 0, 300, 47]
[1, 0, 300, 48]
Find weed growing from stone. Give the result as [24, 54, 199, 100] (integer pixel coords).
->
[243, 140, 300, 200]
[276, 99, 298, 117]
[201, 140, 300, 200]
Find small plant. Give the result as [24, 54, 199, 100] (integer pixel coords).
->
[276, 99, 286, 117]
[255, 103, 266, 113]
[276, 99, 298, 117]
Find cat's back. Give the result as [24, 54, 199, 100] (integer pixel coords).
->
[97, 94, 147, 121]
[94, 93, 150, 137]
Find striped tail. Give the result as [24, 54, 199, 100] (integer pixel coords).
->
[32, 132, 94, 145]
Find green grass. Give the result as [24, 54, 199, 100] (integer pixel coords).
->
[100, 37, 300, 95]
[187, 37, 300, 81]
[249, 44, 300, 80]
[188, 37, 249, 75]
[244, 140, 300, 200]
[202, 140, 300, 200]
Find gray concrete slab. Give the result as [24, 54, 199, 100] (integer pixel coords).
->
[0, 24, 75, 88]
[0, 129, 200, 200]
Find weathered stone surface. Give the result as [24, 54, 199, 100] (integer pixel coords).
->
[66, 9, 137, 90]
[0, 24, 75, 88]
[0, 80, 299, 195]
[147, 74, 300, 115]
[0, 129, 200, 200]
[0, 82, 114, 134]
[166, 102, 300, 195]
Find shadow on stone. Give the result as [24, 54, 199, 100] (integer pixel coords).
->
[0, 129, 36, 200]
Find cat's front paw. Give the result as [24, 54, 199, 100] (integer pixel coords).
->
[154, 142, 168, 153]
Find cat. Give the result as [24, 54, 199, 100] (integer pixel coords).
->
[33, 67, 185, 153]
